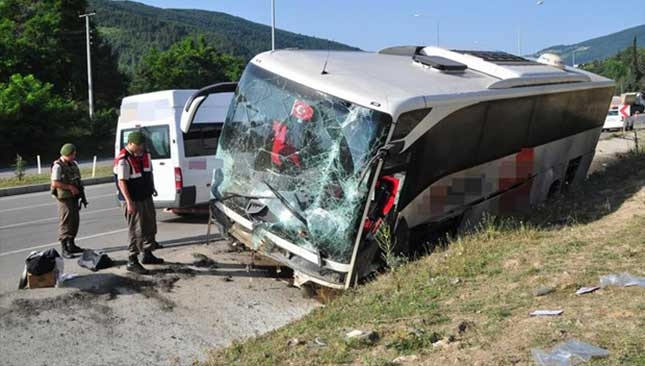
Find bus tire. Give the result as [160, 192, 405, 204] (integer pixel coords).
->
[392, 218, 411, 257]
[547, 180, 561, 200]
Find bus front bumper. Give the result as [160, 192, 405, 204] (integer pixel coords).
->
[213, 200, 351, 289]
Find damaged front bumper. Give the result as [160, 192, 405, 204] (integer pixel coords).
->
[214, 201, 351, 289]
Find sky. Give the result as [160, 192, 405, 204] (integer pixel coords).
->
[136, 0, 645, 54]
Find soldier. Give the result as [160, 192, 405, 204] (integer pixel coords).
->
[51, 143, 86, 259]
[115, 131, 164, 274]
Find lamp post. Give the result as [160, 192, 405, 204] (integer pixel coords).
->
[271, 0, 276, 51]
[572, 46, 590, 67]
[79, 12, 95, 119]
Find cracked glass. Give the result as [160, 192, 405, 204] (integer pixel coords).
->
[213, 63, 392, 263]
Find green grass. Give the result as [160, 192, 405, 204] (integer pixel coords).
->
[205, 152, 645, 366]
[0, 165, 113, 189]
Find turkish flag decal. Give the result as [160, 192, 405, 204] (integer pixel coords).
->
[291, 100, 314, 121]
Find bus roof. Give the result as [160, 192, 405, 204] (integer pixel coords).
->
[250, 47, 614, 119]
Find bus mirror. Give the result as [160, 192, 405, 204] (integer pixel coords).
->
[180, 95, 205, 133]
[180, 82, 238, 133]
[387, 139, 406, 155]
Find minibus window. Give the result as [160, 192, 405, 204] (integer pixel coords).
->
[121, 126, 170, 159]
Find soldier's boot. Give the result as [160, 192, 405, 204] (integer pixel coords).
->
[67, 239, 84, 254]
[141, 250, 164, 265]
[126, 255, 149, 275]
[60, 240, 74, 259]
[149, 241, 163, 250]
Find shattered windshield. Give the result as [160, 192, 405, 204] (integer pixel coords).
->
[215, 63, 391, 263]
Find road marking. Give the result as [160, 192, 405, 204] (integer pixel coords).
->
[0, 206, 120, 230]
[0, 183, 114, 202]
[0, 228, 128, 257]
[0, 193, 116, 213]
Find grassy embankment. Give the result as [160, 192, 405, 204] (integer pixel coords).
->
[0, 166, 113, 189]
[207, 150, 645, 366]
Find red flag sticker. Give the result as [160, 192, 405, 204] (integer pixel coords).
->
[291, 100, 314, 121]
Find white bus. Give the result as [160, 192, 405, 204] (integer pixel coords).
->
[115, 89, 232, 211]
[181, 47, 614, 289]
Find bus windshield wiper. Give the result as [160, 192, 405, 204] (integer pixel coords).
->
[262, 180, 309, 228]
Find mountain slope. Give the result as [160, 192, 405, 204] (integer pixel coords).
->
[88, 0, 358, 73]
[532, 24, 645, 65]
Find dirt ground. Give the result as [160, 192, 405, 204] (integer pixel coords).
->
[0, 241, 320, 366]
[0, 132, 638, 366]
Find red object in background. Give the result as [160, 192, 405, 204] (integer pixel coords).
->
[174, 167, 183, 191]
[363, 176, 400, 234]
[271, 121, 301, 167]
[291, 100, 314, 121]
[379, 176, 400, 216]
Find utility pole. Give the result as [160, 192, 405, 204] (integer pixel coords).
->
[271, 0, 276, 51]
[79, 12, 95, 119]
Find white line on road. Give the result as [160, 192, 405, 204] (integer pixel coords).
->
[0, 206, 120, 230]
[0, 193, 116, 213]
[0, 228, 128, 257]
[0, 183, 114, 202]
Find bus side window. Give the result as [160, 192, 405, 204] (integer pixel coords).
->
[476, 96, 533, 163]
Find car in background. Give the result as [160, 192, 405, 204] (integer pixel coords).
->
[603, 108, 624, 131]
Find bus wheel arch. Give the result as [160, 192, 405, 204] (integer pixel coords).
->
[547, 179, 562, 200]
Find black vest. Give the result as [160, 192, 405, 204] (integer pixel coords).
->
[115, 150, 154, 202]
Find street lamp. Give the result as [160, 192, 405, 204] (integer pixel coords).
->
[79, 12, 95, 119]
[413, 14, 440, 47]
[572, 46, 590, 67]
[271, 0, 276, 51]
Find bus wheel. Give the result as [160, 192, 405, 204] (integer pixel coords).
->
[547, 180, 561, 200]
[300, 283, 316, 299]
[392, 219, 411, 257]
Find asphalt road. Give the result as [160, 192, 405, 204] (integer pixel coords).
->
[0, 183, 210, 294]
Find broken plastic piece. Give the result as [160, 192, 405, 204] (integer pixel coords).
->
[530, 310, 563, 316]
[576, 286, 600, 295]
[599, 273, 645, 288]
[531, 339, 609, 366]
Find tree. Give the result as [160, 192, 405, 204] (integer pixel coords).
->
[0, 74, 80, 163]
[129, 36, 245, 94]
[0, 0, 126, 108]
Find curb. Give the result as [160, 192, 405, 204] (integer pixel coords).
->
[0, 176, 113, 197]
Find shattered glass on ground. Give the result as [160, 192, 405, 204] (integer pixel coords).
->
[213, 64, 391, 263]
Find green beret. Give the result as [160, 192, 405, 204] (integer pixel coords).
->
[128, 131, 145, 145]
[60, 143, 77, 156]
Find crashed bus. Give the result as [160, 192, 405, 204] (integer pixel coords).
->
[180, 47, 614, 289]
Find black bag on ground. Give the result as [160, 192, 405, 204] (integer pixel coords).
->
[77, 249, 113, 272]
[26, 248, 60, 275]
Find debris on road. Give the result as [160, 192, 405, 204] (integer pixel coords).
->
[576, 286, 600, 295]
[531, 339, 609, 365]
[533, 286, 555, 297]
[392, 355, 419, 364]
[599, 273, 645, 288]
[19, 249, 64, 289]
[345, 329, 379, 345]
[287, 337, 305, 347]
[529, 309, 563, 316]
[313, 337, 327, 347]
[77, 249, 114, 272]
